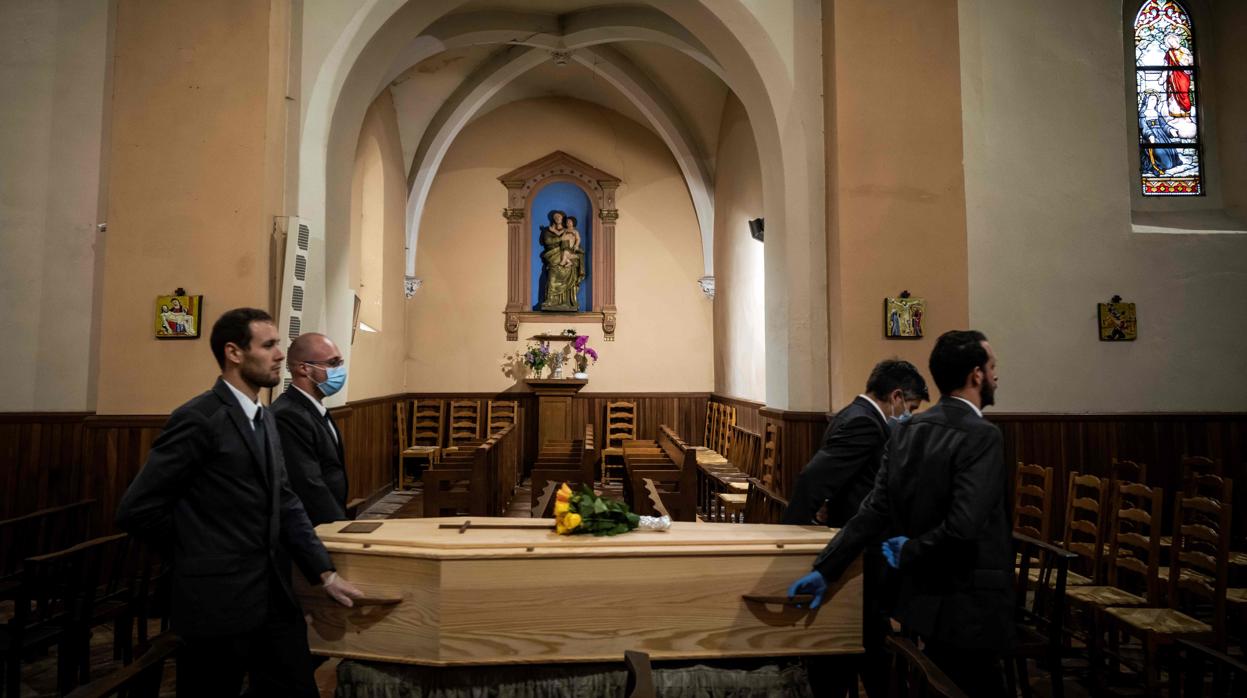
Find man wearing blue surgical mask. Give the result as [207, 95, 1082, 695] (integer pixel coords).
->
[272, 333, 350, 525]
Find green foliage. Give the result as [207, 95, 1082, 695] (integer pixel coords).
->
[567, 484, 640, 536]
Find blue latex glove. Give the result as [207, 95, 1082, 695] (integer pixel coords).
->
[787, 570, 828, 609]
[882, 536, 909, 569]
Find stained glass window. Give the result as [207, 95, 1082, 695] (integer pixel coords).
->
[1134, 0, 1202, 196]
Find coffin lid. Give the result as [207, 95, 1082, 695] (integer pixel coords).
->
[316, 518, 834, 557]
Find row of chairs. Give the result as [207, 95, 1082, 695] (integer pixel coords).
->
[1011, 456, 1243, 696]
[397, 399, 520, 487]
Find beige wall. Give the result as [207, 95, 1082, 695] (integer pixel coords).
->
[0, 0, 112, 411]
[826, 0, 970, 406]
[345, 91, 409, 400]
[407, 97, 713, 393]
[712, 95, 766, 403]
[95, 0, 291, 414]
[960, 0, 1247, 412]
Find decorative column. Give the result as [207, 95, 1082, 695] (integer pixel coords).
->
[502, 204, 526, 340]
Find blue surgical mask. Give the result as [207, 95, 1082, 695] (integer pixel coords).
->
[886, 400, 912, 430]
[315, 365, 347, 397]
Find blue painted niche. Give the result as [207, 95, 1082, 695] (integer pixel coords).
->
[530, 181, 592, 311]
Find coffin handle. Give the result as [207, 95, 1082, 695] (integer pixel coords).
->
[740, 594, 814, 606]
[351, 595, 403, 607]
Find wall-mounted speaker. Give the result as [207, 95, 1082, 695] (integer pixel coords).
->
[748, 218, 764, 242]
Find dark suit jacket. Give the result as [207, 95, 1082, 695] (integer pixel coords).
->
[781, 396, 888, 527]
[115, 379, 334, 637]
[271, 387, 348, 525]
[812, 397, 1013, 650]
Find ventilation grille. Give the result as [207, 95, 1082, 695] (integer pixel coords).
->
[297, 223, 310, 251]
[294, 255, 307, 281]
[288, 316, 301, 338]
[291, 286, 303, 312]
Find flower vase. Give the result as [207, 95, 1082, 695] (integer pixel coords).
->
[551, 362, 563, 379]
[573, 371, 588, 380]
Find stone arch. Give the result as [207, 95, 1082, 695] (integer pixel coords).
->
[402, 37, 715, 279]
[300, 0, 826, 410]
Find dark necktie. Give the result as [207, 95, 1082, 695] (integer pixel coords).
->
[324, 410, 339, 444]
[253, 408, 270, 470]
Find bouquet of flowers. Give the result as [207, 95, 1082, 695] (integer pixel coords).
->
[521, 341, 552, 374]
[554, 483, 640, 536]
[572, 335, 598, 373]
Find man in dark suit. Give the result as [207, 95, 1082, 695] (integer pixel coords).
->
[782, 359, 928, 528]
[272, 332, 349, 525]
[788, 330, 1011, 697]
[116, 308, 362, 697]
[782, 359, 926, 698]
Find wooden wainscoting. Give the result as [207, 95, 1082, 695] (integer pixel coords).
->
[329, 393, 406, 510]
[990, 412, 1247, 541]
[1, 412, 92, 523]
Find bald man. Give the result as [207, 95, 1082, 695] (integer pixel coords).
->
[272, 333, 350, 525]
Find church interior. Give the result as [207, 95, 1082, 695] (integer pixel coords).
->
[2, 0, 1246, 696]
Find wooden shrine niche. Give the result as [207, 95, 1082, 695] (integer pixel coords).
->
[499, 151, 620, 341]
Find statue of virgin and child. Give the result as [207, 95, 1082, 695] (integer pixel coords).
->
[538, 209, 586, 311]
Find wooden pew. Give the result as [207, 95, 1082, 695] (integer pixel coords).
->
[530, 425, 596, 517]
[422, 424, 518, 517]
[625, 425, 698, 522]
[0, 499, 96, 602]
[742, 479, 790, 524]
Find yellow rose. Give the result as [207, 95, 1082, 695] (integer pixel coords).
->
[554, 501, 570, 515]
[563, 513, 582, 530]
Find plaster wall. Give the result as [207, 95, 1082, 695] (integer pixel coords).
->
[406, 97, 713, 393]
[0, 0, 112, 411]
[959, 0, 1247, 412]
[95, 0, 291, 414]
[712, 96, 766, 403]
[346, 91, 409, 400]
[826, 0, 970, 407]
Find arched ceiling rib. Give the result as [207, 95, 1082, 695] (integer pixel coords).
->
[397, 9, 719, 277]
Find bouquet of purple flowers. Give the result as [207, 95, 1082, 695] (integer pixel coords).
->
[522, 341, 552, 373]
[572, 335, 598, 373]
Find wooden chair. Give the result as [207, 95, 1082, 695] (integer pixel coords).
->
[487, 400, 518, 436]
[1100, 484, 1232, 695]
[1010, 532, 1079, 698]
[397, 400, 444, 488]
[1056, 472, 1109, 586]
[702, 402, 736, 456]
[1180, 455, 1221, 481]
[760, 422, 781, 491]
[601, 401, 636, 486]
[1111, 458, 1148, 486]
[711, 426, 762, 522]
[885, 635, 969, 698]
[64, 633, 180, 698]
[1170, 638, 1247, 698]
[448, 400, 481, 448]
[1013, 461, 1053, 542]
[1064, 482, 1164, 689]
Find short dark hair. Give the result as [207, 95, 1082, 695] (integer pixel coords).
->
[210, 308, 274, 369]
[865, 359, 928, 401]
[929, 330, 989, 395]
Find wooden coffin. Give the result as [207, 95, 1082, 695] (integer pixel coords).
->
[294, 517, 861, 666]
